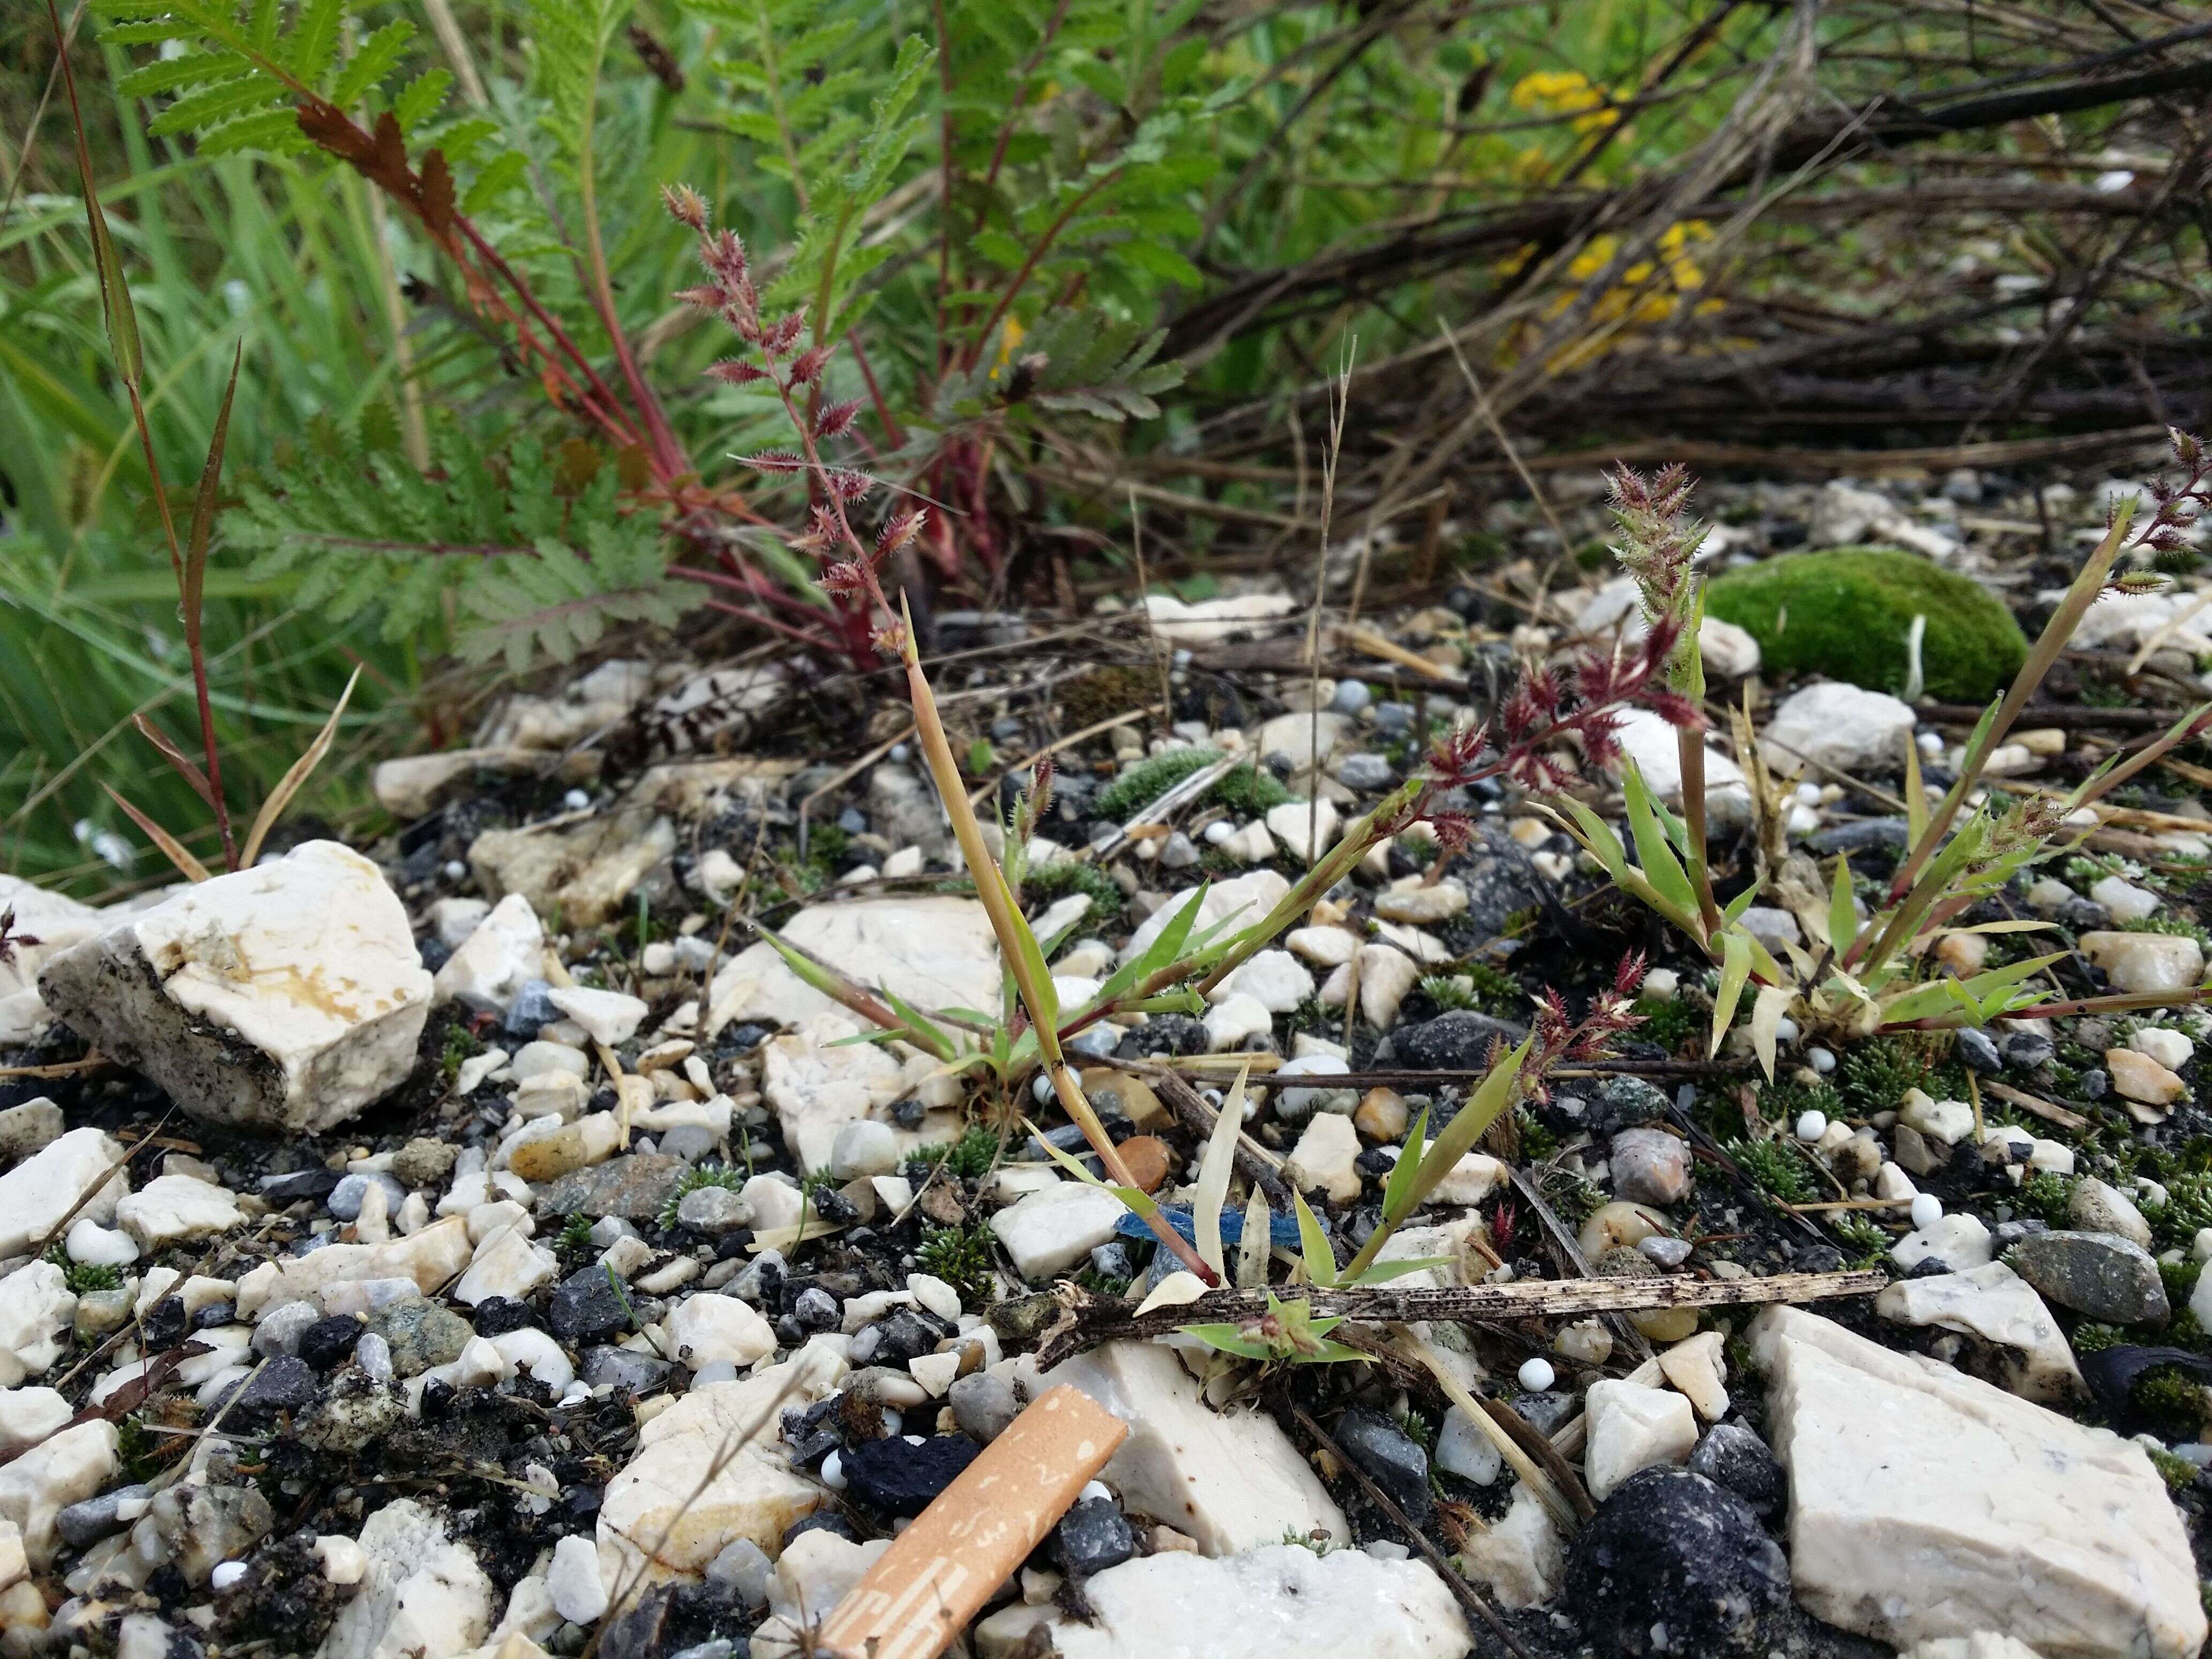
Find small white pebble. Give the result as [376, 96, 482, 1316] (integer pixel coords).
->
[1806, 1047, 1836, 1075]
[1080, 1480, 1113, 1504]
[1916, 732, 1944, 757]
[1032, 1075, 1054, 1104]
[1773, 1017, 1799, 1046]
[563, 788, 592, 811]
[821, 1449, 847, 1491]
[1795, 1110, 1828, 1142]
[1910, 1193, 1944, 1231]
[443, 860, 467, 881]
[880, 1408, 902, 1438]
[1517, 1356, 1555, 1392]
[210, 1560, 248, 1591]
[1204, 820, 1235, 847]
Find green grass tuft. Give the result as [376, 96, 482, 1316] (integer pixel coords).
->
[1094, 747, 1291, 823]
[1705, 547, 2028, 702]
[2016, 1169, 2076, 1229]
[659, 1162, 745, 1230]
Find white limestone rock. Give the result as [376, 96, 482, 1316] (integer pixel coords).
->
[1284, 1114, 1361, 1205]
[2077, 930, 2204, 995]
[546, 1534, 609, 1626]
[545, 987, 647, 1047]
[1458, 1481, 1565, 1610]
[665, 1294, 776, 1371]
[1264, 799, 1341, 865]
[597, 1346, 845, 1597]
[1891, 1212, 1994, 1273]
[766, 1529, 890, 1629]
[0, 1265, 76, 1387]
[115, 1174, 242, 1251]
[0, 1127, 127, 1258]
[1750, 1304, 2204, 1659]
[1903, 1638, 2051, 1659]
[990, 1184, 1127, 1281]
[1120, 872, 1290, 967]
[1876, 1261, 2083, 1403]
[0, 877, 106, 1043]
[1356, 944, 1422, 1031]
[0, 1420, 116, 1568]
[39, 842, 431, 1132]
[707, 896, 1000, 1035]
[1609, 708, 1751, 828]
[1760, 682, 1916, 779]
[235, 1216, 474, 1319]
[761, 1012, 953, 1174]
[0, 1388, 72, 1456]
[1024, 1543, 1469, 1659]
[452, 1227, 557, 1307]
[1041, 1341, 1347, 1555]
[316, 1498, 495, 1659]
[1202, 993, 1275, 1052]
[1208, 951, 1314, 1014]
[1583, 1378, 1697, 1500]
[434, 893, 545, 1019]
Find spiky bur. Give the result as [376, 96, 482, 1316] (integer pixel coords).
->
[668, 187, 921, 657]
[0, 908, 39, 969]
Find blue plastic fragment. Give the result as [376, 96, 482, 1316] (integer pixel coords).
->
[1115, 1204, 1316, 1249]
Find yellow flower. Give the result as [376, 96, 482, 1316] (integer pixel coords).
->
[989, 315, 1026, 382]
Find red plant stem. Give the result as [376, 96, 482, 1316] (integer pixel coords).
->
[46, 1, 235, 869]
[847, 331, 905, 448]
[967, 171, 1116, 370]
[692, 595, 841, 651]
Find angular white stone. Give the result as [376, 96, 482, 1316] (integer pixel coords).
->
[0, 877, 106, 1042]
[546, 987, 647, 1047]
[1284, 1114, 1361, 1204]
[1374, 880, 1469, 925]
[1202, 992, 1275, 1053]
[2078, 930, 2204, 995]
[665, 1294, 775, 1371]
[1760, 682, 1916, 779]
[235, 1216, 474, 1319]
[40, 842, 431, 1132]
[0, 1387, 72, 1456]
[1876, 1261, 2081, 1403]
[0, 1127, 126, 1258]
[1891, 1212, 1993, 1273]
[707, 896, 999, 1035]
[0, 1419, 116, 1568]
[1751, 1305, 2204, 1659]
[434, 893, 545, 1017]
[1142, 592, 1302, 645]
[1901, 1638, 2050, 1659]
[547, 1534, 609, 1625]
[1042, 1341, 1347, 1555]
[762, 1012, 930, 1174]
[1285, 926, 1357, 968]
[767, 1529, 890, 1628]
[990, 1184, 1127, 1280]
[0, 1264, 76, 1387]
[1356, 944, 1422, 1032]
[1458, 1481, 1564, 1610]
[1656, 1331, 1730, 1420]
[1028, 1543, 1468, 1659]
[1583, 1378, 1696, 1500]
[1610, 707, 1751, 827]
[1209, 951, 1314, 1014]
[1434, 1406, 1503, 1486]
[1899, 1089, 1975, 1146]
[115, 1174, 242, 1251]
[597, 1346, 845, 1597]
[2131, 1026, 2195, 1070]
[452, 1227, 557, 1306]
[317, 1498, 495, 1659]
[1121, 872, 1290, 967]
[1265, 799, 1340, 865]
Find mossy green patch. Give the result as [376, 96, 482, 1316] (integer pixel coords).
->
[1705, 547, 2027, 701]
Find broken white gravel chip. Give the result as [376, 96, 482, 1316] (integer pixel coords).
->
[39, 842, 431, 1133]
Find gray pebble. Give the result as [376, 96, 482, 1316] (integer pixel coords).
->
[327, 1172, 407, 1222]
[354, 1332, 394, 1383]
[948, 1372, 1019, 1443]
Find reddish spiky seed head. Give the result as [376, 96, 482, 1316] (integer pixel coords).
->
[661, 183, 708, 230]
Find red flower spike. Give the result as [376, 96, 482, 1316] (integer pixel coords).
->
[877, 509, 926, 556]
[706, 358, 771, 386]
[789, 345, 834, 386]
[828, 469, 872, 502]
[662, 183, 708, 230]
[814, 397, 865, 440]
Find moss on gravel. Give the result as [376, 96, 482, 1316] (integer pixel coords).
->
[1705, 547, 2027, 701]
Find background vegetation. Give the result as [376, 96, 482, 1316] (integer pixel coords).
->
[2, 0, 2205, 890]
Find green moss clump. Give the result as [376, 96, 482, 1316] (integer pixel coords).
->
[1724, 1136, 1820, 1205]
[2016, 1169, 2075, 1229]
[1024, 857, 1126, 918]
[910, 1125, 1000, 1179]
[1094, 746, 1290, 821]
[1705, 548, 2028, 702]
[917, 1223, 998, 1302]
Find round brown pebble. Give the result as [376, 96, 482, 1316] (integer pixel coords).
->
[1353, 1087, 1409, 1144]
[1116, 1135, 1172, 1193]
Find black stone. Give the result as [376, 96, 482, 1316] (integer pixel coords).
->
[1565, 1468, 1790, 1658]
[791, 1287, 842, 1333]
[551, 1263, 632, 1345]
[260, 1169, 342, 1205]
[1806, 818, 1910, 855]
[1686, 1423, 1785, 1519]
[870, 1308, 951, 1364]
[1510, 1391, 1578, 1436]
[1578, 1074, 1675, 1139]
[784, 1509, 859, 1546]
[1115, 1013, 1208, 1060]
[191, 1301, 237, 1331]
[811, 1187, 861, 1227]
[843, 1434, 981, 1516]
[142, 1295, 188, 1349]
[2000, 1030, 2056, 1069]
[1334, 1408, 1432, 1525]
[2077, 1067, 2110, 1101]
[472, 1296, 535, 1336]
[1052, 1496, 1136, 1578]
[1906, 1255, 1953, 1278]
[296, 1317, 363, 1372]
[229, 1355, 319, 1417]
[1955, 1027, 2002, 1074]
[1385, 1010, 1530, 1074]
[597, 1580, 749, 1659]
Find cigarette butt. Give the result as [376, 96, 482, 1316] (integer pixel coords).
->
[813, 1385, 1129, 1659]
